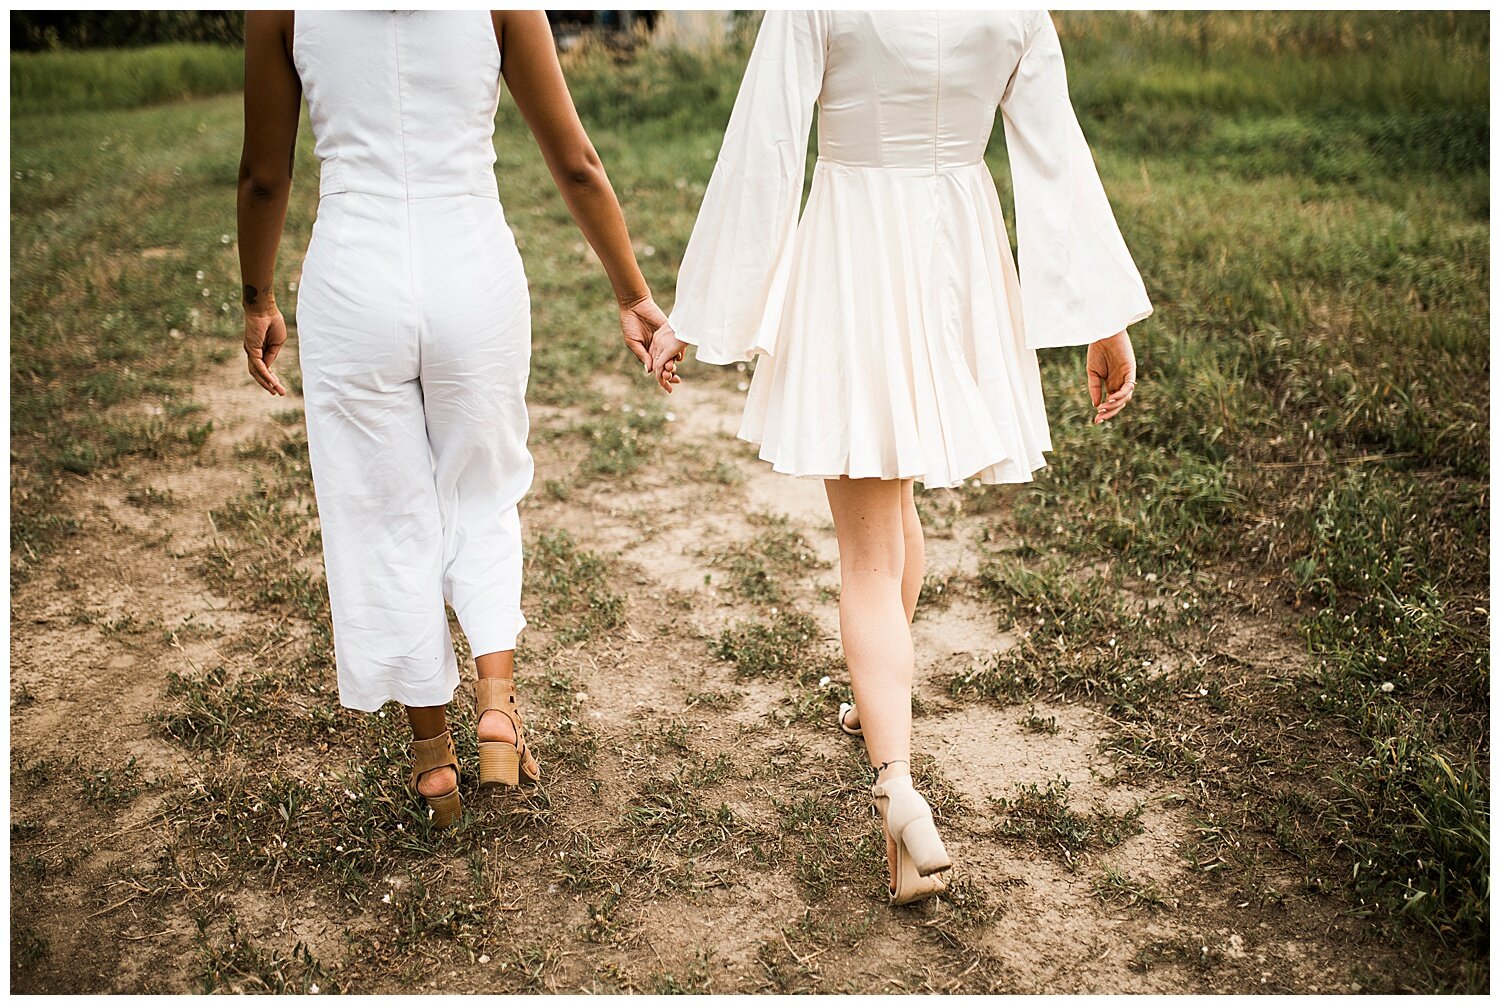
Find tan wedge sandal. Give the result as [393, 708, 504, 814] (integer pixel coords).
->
[476, 677, 541, 789]
[410, 730, 462, 829]
[838, 702, 863, 737]
[873, 769, 952, 906]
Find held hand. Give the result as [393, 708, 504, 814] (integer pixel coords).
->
[244, 303, 289, 396]
[619, 295, 676, 379]
[649, 328, 688, 395]
[1086, 330, 1137, 424]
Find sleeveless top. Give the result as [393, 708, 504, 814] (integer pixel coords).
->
[292, 10, 503, 201]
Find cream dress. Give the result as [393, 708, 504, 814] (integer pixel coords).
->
[667, 11, 1152, 487]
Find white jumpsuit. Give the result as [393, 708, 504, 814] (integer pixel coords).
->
[291, 11, 530, 713]
[668, 11, 1153, 488]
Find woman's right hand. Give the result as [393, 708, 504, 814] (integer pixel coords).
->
[619, 295, 682, 392]
[1086, 329, 1137, 424]
[244, 302, 289, 396]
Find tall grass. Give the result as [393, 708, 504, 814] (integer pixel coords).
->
[9, 43, 242, 116]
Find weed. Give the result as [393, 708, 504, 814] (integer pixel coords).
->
[81, 755, 147, 807]
[992, 776, 1145, 869]
[195, 916, 336, 994]
[711, 609, 823, 679]
[1094, 867, 1172, 910]
[703, 512, 821, 603]
[524, 531, 625, 646]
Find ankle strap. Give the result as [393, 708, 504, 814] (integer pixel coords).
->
[476, 677, 518, 712]
[410, 730, 458, 788]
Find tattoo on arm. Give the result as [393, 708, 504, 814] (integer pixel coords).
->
[243, 283, 272, 306]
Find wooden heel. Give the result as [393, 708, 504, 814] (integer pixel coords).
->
[476, 677, 541, 787]
[409, 730, 462, 830]
[478, 741, 520, 788]
[425, 788, 462, 828]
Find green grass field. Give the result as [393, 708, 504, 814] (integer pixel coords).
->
[9, 12, 1488, 992]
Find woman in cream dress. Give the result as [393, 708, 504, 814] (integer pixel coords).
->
[653, 11, 1151, 904]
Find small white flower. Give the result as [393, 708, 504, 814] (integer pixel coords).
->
[574, 691, 588, 702]
[195, 270, 205, 280]
[817, 676, 830, 688]
[288, 280, 298, 292]
[201, 288, 210, 297]
[622, 403, 634, 413]
[309, 984, 320, 994]
[381, 893, 391, 904]
[1380, 682, 1394, 693]
[643, 245, 656, 257]
[344, 788, 357, 800]
[737, 381, 749, 391]
[335, 844, 345, 852]
[478, 954, 491, 964]
[664, 412, 676, 422]
[220, 234, 231, 244]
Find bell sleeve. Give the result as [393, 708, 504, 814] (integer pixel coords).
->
[1001, 11, 1153, 350]
[666, 10, 827, 365]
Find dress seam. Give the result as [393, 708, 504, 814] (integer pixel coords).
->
[932, 11, 941, 175]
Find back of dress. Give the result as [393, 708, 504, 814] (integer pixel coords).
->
[669, 10, 1152, 488]
[817, 13, 1021, 171]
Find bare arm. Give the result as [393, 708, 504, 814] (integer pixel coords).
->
[493, 11, 678, 386]
[236, 10, 300, 395]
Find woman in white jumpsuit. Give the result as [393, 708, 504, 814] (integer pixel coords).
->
[236, 11, 674, 827]
[654, 11, 1152, 904]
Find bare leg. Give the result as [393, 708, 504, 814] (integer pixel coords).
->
[843, 480, 922, 734]
[825, 476, 920, 886]
[475, 649, 518, 744]
[406, 704, 457, 797]
[900, 479, 923, 624]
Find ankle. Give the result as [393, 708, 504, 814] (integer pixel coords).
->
[873, 758, 911, 785]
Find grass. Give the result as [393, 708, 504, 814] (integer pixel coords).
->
[704, 511, 822, 603]
[992, 777, 1146, 870]
[10, 43, 244, 116]
[6, 9, 1488, 993]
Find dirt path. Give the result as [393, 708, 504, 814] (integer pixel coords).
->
[11, 329, 1396, 993]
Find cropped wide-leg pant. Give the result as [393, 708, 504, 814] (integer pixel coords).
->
[296, 191, 532, 712]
